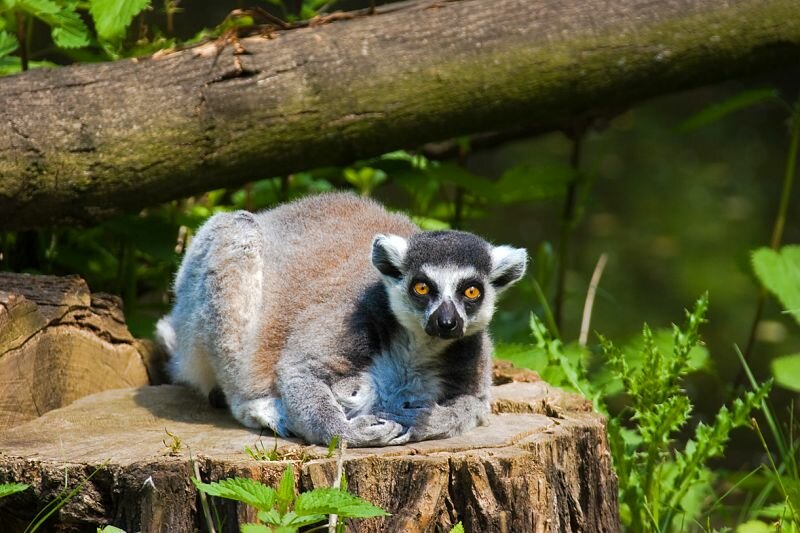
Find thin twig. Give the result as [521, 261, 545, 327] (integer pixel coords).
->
[579, 253, 608, 347]
[328, 438, 348, 533]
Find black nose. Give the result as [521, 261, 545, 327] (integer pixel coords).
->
[437, 314, 457, 331]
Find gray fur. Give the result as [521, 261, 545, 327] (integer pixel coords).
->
[156, 193, 527, 446]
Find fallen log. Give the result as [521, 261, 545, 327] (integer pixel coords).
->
[0, 381, 619, 532]
[1, 0, 799, 228]
[0, 272, 155, 429]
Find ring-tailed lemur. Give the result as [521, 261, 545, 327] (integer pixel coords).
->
[156, 193, 527, 447]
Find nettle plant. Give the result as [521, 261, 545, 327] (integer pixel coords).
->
[508, 295, 771, 532]
[192, 463, 387, 533]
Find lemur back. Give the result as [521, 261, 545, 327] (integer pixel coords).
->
[157, 193, 527, 446]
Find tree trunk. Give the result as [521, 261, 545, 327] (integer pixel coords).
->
[1, 0, 798, 229]
[0, 272, 156, 429]
[0, 381, 619, 532]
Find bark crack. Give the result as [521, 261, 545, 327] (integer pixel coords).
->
[9, 120, 43, 157]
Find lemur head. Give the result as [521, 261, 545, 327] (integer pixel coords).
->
[372, 231, 527, 340]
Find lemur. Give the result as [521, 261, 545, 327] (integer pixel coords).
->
[156, 193, 527, 447]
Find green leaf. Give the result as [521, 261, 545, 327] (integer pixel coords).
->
[0, 30, 19, 58]
[735, 520, 773, 533]
[284, 512, 327, 528]
[96, 527, 126, 533]
[294, 488, 388, 518]
[16, 0, 90, 48]
[494, 163, 575, 202]
[450, 522, 465, 533]
[191, 477, 277, 512]
[752, 245, 800, 324]
[240, 524, 271, 533]
[678, 88, 779, 131]
[0, 482, 29, 499]
[89, 0, 150, 41]
[428, 162, 496, 199]
[49, 9, 91, 48]
[257, 509, 281, 526]
[276, 464, 295, 515]
[771, 353, 800, 392]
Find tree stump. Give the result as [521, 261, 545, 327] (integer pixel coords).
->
[0, 273, 154, 429]
[0, 380, 620, 532]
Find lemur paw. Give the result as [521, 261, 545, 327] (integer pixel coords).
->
[375, 406, 431, 428]
[346, 415, 407, 447]
[231, 397, 293, 438]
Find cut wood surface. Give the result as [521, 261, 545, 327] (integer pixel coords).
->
[1, 0, 799, 228]
[0, 272, 153, 430]
[0, 381, 619, 532]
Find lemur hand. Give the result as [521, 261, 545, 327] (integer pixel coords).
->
[345, 415, 408, 447]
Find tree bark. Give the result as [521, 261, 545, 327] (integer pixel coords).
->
[0, 0, 798, 229]
[0, 272, 155, 429]
[0, 381, 619, 532]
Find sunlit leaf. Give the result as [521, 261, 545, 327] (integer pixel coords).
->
[192, 477, 277, 512]
[294, 488, 388, 518]
[770, 353, 800, 391]
[736, 520, 774, 533]
[50, 10, 91, 48]
[0, 30, 19, 58]
[276, 464, 295, 515]
[89, 0, 151, 41]
[752, 245, 800, 325]
[15, 0, 90, 48]
[0, 482, 29, 499]
[240, 524, 271, 533]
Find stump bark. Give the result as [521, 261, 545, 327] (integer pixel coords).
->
[0, 273, 154, 429]
[0, 381, 620, 532]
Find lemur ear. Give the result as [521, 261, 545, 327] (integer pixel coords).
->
[490, 245, 528, 289]
[372, 234, 408, 279]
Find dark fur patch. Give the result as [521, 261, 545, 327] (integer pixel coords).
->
[208, 387, 228, 409]
[372, 243, 403, 278]
[404, 231, 492, 274]
[491, 262, 526, 288]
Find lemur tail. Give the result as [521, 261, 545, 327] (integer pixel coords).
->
[155, 316, 177, 355]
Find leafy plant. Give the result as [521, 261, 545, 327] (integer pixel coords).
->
[193, 463, 388, 533]
[501, 295, 771, 532]
[751, 245, 800, 392]
[245, 439, 280, 462]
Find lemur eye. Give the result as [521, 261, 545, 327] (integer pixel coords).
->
[413, 282, 430, 296]
[464, 286, 481, 300]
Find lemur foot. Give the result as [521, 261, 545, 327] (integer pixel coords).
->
[346, 415, 407, 447]
[231, 397, 293, 438]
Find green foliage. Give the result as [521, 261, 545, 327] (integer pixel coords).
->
[245, 439, 281, 461]
[0, 482, 29, 499]
[450, 522, 465, 533]
[769, 354, 800, 392]
[88, 0, 150, 41]
[501, 296, 771, 532]
[752, 245, 800, 326]
[193, 463, 388, 533]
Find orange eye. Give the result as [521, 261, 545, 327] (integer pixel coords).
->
[413, 282, 430, 296]
[464, 286, 481, 300]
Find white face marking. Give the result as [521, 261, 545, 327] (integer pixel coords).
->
[420, 264, 478, 325]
